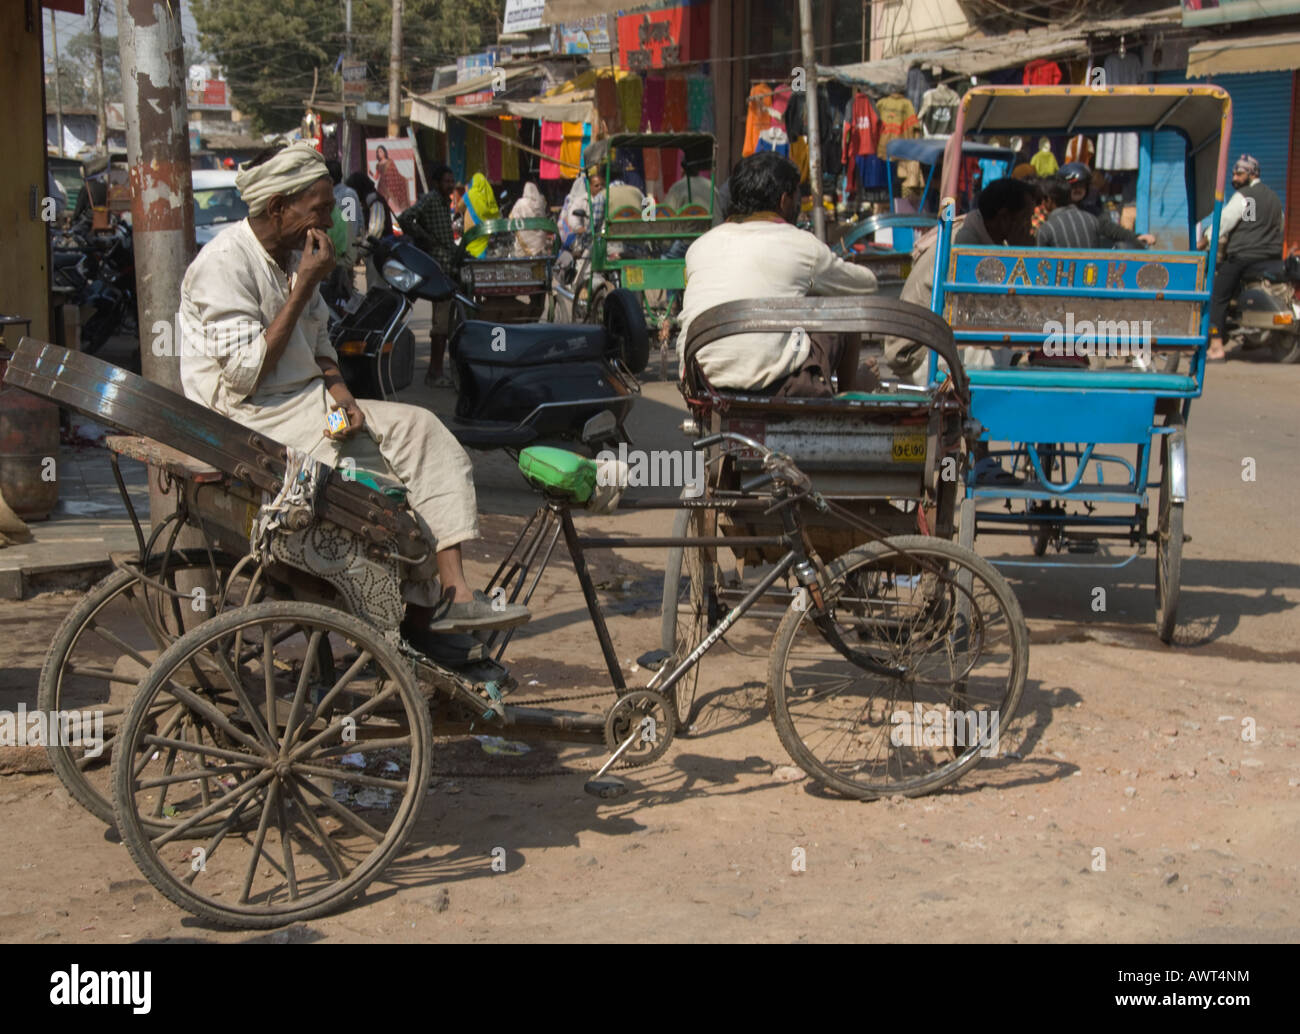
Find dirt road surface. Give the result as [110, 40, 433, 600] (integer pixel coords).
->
[0, 359, 1296, 943]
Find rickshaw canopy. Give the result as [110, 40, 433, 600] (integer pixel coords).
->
[886, 137, 1015, 166]
[944, 85, 1232, 223]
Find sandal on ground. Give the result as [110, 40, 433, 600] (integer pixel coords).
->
[427, 590, 531, 633]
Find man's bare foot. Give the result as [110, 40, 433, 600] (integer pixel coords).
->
[1207, 338, 1227, 361]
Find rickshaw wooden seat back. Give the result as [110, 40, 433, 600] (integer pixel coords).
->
[3, 339, 423, 556]
[682, 296, 969, 405]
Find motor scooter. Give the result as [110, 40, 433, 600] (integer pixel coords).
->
[337, 204, 647, 455]
[1220, 254, 1300, 363]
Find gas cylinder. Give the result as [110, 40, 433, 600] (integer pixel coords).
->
[0, 332, 60, 521]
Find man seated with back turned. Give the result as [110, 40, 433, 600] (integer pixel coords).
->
[178, 143, 528, 655]
[677, 152, 881, 398]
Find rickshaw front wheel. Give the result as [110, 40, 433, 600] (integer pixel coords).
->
[1155, 431, 1184, 644]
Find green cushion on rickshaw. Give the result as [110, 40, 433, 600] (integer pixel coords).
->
[517, 446, 597, 503]
[353, 468, 408, 501]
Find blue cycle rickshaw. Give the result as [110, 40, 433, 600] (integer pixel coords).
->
[924, 84, 1233, 642]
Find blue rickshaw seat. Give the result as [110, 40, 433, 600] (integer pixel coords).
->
[964, 368, 1198, 392]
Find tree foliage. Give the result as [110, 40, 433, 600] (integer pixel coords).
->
[193, 0, 505, 133]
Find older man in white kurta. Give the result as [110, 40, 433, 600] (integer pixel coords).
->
[178, 142, 526, 643]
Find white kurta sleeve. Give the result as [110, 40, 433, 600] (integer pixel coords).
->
[807, 237, 878, 296]
[180, 256, 269, 403]
[307, 289, 340, 365]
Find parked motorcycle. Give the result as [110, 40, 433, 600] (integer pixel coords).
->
[1220, 254, 1300, 363]
[51, 219, 137, 357]
[337, 205, 647, 455]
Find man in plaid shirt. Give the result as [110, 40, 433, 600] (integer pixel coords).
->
[397, 165, 460, 386]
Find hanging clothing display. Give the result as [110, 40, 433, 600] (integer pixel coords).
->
[664, 74, 689, 132]
[500, 118, 520, 181]
[1023, 59, 1063, 86]
[643, 74, 667, 132]
[790, 136, 809, 183]
[978, 157, 1009, 186]
[905, 66, 933, 114]
[595, 75, 620, 132]
[687, 76, 714, 132]
[618, 75, 644, 136]
[918, 84, 960, 138]
[642, 147, 663, 202]
[1095, 52, 1143, 170]
[743, 83, 773, 156]
[1064, 134, 1096, 168]
[842, 92, 881, 165]
[874, 93, 920, 158]
[755, 126, 790, 156]
[465, 121, 487, 180]
[1030, 138, 1059, 177]
[448, 119, 467, 183]
[484, 124, 502, 183]
[854, 155, 888, 192]
[559, 121, 586, 177]
[539, 120, 563, 180]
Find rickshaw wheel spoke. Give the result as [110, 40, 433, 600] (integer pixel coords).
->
[112, 601, 431, 929]
[768, 537, 1028, 799]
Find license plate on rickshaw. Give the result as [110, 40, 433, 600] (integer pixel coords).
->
[891, 429, 926, 462]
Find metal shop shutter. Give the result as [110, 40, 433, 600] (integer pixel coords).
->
[1152, 69, 1292, 248]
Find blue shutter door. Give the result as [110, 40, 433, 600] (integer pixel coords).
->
[1151, 70, 1291, 249]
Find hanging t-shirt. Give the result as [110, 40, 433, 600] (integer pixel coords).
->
[1064, 134, 1095, 168]
[539, 120, 563, 180]
[1095, 53, 1143, 170]
[1030, 145, 1059, 177]
[978, 158, 1009, 186]
[755, 126, 790, 156]
[874, 93, 920, 158]
[918, 84, 959, 137]
[905, 66, 933, 114]
[1023, 60, 1063, 86]
[842, 92, 881, 163]
[743, 82, 774, 157]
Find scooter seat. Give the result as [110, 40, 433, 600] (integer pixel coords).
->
[52, 251, 83, 269]
[1242, 259, 1288, 283]
[454, 320, 609, 367]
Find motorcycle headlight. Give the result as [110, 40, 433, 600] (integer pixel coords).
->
[382, 260, 423, 292]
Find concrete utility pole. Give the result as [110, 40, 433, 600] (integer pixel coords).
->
[798, 0, 825, 241]
[118, 0, 196, 527]
[342, 0, 353, 176]
[92, 0, 108, 151]
[388, 0, 402, 138]
[50, 10, 65, 157]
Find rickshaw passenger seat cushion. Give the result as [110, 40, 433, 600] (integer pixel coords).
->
[518, 446, 597, 503]
[965, 369, 1197, 391]
[351, 468, 408, 501]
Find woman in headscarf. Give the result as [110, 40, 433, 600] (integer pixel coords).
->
[456, 172, 501, 258]
[509, 181, 550, 257]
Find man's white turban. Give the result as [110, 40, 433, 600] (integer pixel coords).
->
[234, 142, 330, 216]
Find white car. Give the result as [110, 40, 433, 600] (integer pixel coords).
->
[192, 169, 248, 248]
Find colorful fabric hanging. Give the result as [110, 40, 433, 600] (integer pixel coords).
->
[743, 82, 773, 157]
[484, 123, 503, 183]
[580, 121, 592, 171]
[618, 75, 644, 135]
[448, 119, 467, 182]
[540, 120, 563, 180]
[643, 74, 666, 131]
[500, 118, 520, 181]
[595, 75, 620, 132]
[664, 74, 689, 132]
[559, 121, 585, 177]
[790, 136, 809, 183]
[643, 147, 663, 202]
[687, 76, 714, 132]
[661, 147, 682, 191]
[465, 121, 486, 180]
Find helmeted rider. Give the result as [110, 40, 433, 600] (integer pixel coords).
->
[1059, 161, 1155, 249]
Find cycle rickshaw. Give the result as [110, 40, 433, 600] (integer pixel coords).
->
[9, 302, 1026, 928]
[922, 84, 1230, 641]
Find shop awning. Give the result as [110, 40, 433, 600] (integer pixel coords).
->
[410, 93, 595, 132]
[821, 6, 1182, 93]
[1186, 33, 1300, 77]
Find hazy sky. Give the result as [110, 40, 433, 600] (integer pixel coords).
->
[43, 1, 206, 70]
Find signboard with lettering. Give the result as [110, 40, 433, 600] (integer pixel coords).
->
[342, 60, 367, 102]
[503, 0, 546, 34]
[457, 52, 496, 84]
[617, 3, 710, 71]
[552, 15, 613, 55]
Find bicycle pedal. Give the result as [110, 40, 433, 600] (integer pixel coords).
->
[584, 776, 629, 799]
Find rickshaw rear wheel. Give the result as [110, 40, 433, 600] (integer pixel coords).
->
[660, 505, 718, 732]
[767, 537, 1028, 799]
[112, 600, 432, 929]
[1155, 432, 1184, 644]
[38, 549, 254, 828]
